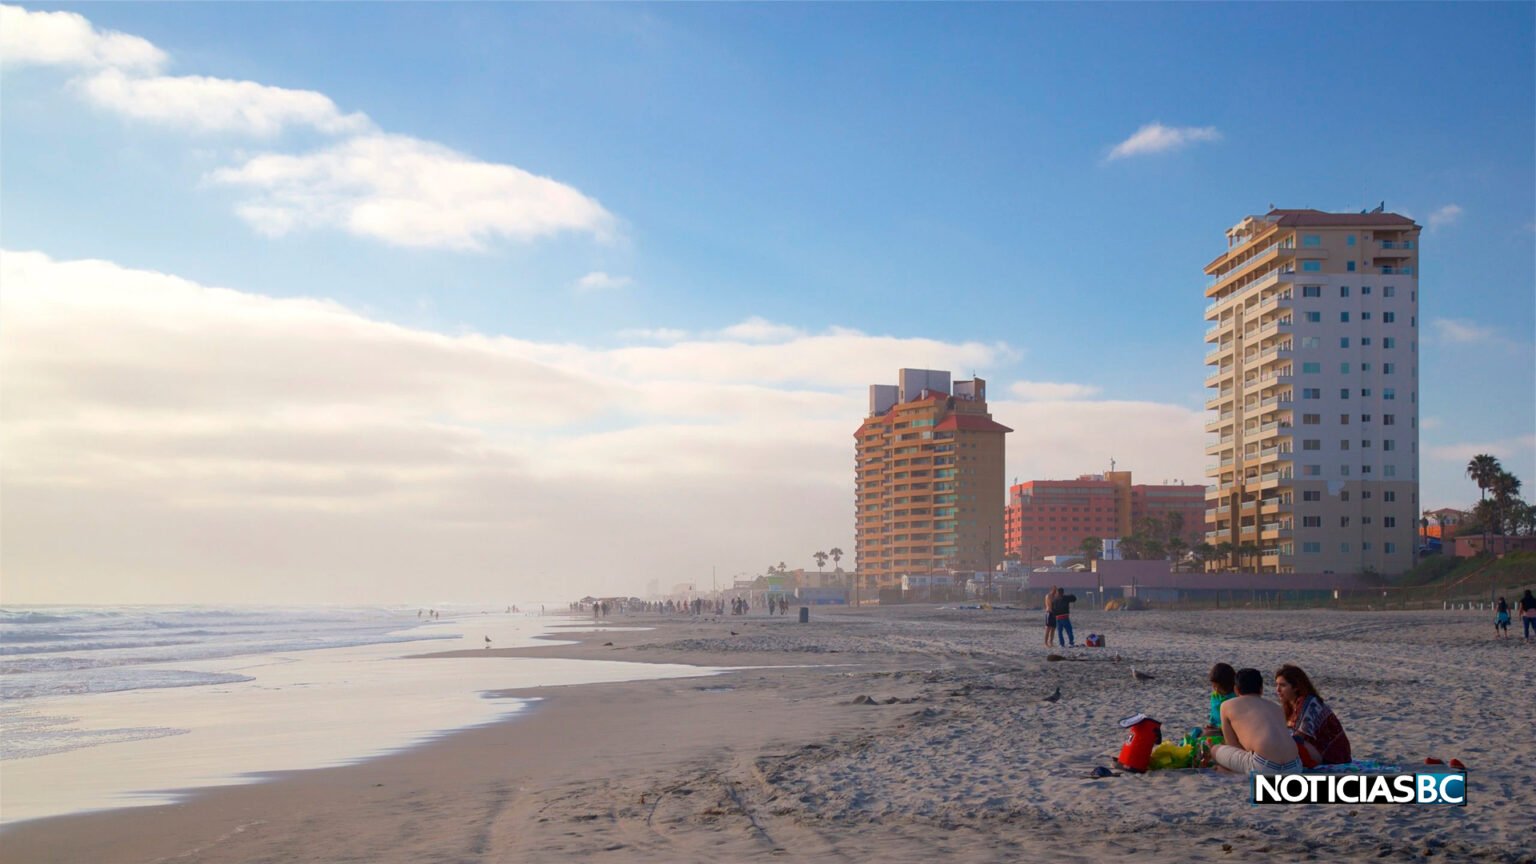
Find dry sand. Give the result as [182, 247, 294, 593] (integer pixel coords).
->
[3, 606, 1532, 864]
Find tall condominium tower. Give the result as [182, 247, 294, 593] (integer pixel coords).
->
[1204, 209, 1421, 575]
[854, 369, 1011, 596]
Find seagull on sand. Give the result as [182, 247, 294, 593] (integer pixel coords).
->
[1132, 667, 1155, 683]
[484, 636, 492, 649]
[1042, 686, 1062, 703]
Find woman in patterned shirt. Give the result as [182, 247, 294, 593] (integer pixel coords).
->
[1275, 664, 1352, 767]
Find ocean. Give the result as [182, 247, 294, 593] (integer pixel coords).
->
[0, 605, 718, 826]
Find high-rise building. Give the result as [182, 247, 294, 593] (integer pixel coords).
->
[854, 369, 1011, 595]
[1003, 472, 1205, 564]
[1203, 208, 1420, 574]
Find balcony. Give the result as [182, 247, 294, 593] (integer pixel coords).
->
[1205, 435, 1234, 455]
[1379, 266, 1415, 276]
[1375, 240, 1415, 258]
[1205, 342, 1235, 366]
[1205, 391, 1235, 411]
[1207, 241, 1281, 291]
[1205, 367, 1235, 388]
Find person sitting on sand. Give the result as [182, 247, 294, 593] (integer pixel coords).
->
[1204, 668, 1301, 774]
[1275, 664, 1351, 768]
[1205, 662, 1237, 734]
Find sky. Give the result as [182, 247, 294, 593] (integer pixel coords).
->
[2, 3, 1532, 605]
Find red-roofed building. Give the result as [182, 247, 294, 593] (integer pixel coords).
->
[855, 369, 1011, 597]
[1003, 472, 1205, 565]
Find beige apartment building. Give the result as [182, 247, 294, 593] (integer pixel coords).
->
[1204, 208, 1421, 575]
[854, 369, 1011, 596]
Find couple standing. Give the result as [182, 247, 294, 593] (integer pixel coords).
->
[1042, 587, 1077, 648]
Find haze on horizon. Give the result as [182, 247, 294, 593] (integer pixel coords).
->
[1, 3, 1532, 605]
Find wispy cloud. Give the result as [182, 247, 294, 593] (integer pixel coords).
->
[1008, 380, 1102, 401]
[208, 135, 615, 250]
[619, 327, 689, 343]
[0, 5, 165, 72]
[2, 4, 613, 253]
[1432, 318, 1496, 345]
[575, 272, 633, 293]
[716, 317, 804, 343]
[1107, 122, 1222, 160]
[1426, 204, 1463, 230]
[1424, 434, 1536, 464]
[79, 68, 372, 137]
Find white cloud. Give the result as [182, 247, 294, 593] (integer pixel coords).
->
[1107, 122, 1222, 160]
[1426, 204, 1463, 230]
[0, 250, 1027, 603]
[574, 271, 633, 293]
[79, 68, 372, 137]
[208, 134, 616, 250]
[0, 4, 166, 72]
[1424, 435, 1536, 464]
[1432, 318, 1497, 345]
[716, 317, 804, 343]
[991, 398, 1208, 488]
[1009, 380, 1102, 401]
[618, 327, 689, 342]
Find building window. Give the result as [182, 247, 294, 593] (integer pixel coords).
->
[1341, 491, 1350, 502]
[1340, 388, 1350, 399]
[1339, 517, 1350, 527]
[1383, 440, 1396, 451]
[1383, 312, 1395, 323]
[1362, 337, 1373, 346]
[1362, 312, 1372, 321]
[1340, 440, 1350, 450]
[1303, 362, 1320, 373]
[1340, 543, 1351, 553]
[1383, 388, 1396, 400]
[1362, 465, 1372, 474]
[1384, 517, 1397, 528]
[1383, 414, 1395, 425]
[1303, 336, 1321, 348]
[1303, 439, 1321, 450]
[1383, 363, 1395, 374]
[1362, 286, 1372, 295]
[1384, 286, 1396, 297]
[1385, 465, 1397, 477]
[1306, 311, 1321, 323]
[1347, 235, 1356, 246]
[1303, 490, 1321, 502]
[1347, 261, 1356, 272]
[1340, 414, 1350, 424]
[1362, 542, 1373, 552]
[1303, 261, 1322, 272]
[1340, 312, 1350, 322]
[1340, 337, 1349, 348]
[1303, 413, 1320, 425]
[1341, 465, 1351, 476]
[1304, 516, 1322, 528]
[1339, 363, 1349, 373]
[1303, 388, 1320, 399]
[1303, 286, 1321, 298]
[1304, 465, 1321, 476]
[1362, 388, 1372, 397]
[1385, 542, 1396, 554]
[1303, 542, 1321, 554]
[1383, 337, 1395, 348]
[1361, 414, 1372, 423]
[1303, 235, 1322, 247]
[1363, 516, 1373, 525]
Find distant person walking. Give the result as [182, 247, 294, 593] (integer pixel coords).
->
[1520, 590, 1536, 641]
[1495, 596, 1511, 639]
[1052, 587, 1078, 648]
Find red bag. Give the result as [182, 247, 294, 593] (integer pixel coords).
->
[1117, 714, 1162, 773]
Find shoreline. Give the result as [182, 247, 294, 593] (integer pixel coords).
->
[3, 607, 1531, 864]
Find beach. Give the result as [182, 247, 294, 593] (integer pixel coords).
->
[3, 606, 1532, 864]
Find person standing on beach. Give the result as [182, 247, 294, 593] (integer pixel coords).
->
[1042, 588, 1058, 647]
[1520, 590, 1536, 641]
[1495, 597, 1511, 638]
[1206, 668, 1302, 774]
[1052, 588, 1077, 648]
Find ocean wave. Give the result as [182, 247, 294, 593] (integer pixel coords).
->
[0, 669, 256, 700]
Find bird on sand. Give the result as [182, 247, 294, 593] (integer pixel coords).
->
[1042, 686, 1062, 703]
[1132, 667, 1156, 682]
[484, 636, 492, 648]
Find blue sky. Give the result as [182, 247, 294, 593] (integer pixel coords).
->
[2, 3, 1532, 603]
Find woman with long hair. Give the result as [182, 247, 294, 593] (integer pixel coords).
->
[1275, 664, 1352, 767]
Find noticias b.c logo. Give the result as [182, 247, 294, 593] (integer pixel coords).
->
[1251, 773, 1466, 806]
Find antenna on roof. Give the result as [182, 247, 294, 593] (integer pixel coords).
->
[1372, 201, 1385, 214]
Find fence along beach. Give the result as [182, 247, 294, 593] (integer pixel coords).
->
[2, 603, 1531, 864]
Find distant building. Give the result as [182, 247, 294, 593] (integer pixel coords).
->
[1203, 208, 1421, 574]
[1003, 472, 1205, 564]
[854, 368, 1012, 596]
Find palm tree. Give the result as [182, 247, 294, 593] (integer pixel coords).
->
[1214, 541, 1235, 571]
[828, 547, 844, 571]
[1167, 537, 1189, 570]
[1194, 542, 1215, 572]
[1237, 542, 1261, 572]
[1079, 536, 1103, 563]
[813, 550, 829, 574]
[1491, 471, 1522, 535]
[1466, 454, 1501, 503]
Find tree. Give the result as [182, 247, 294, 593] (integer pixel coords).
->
[1167, 537, 1189, 570]
[1491, 470, 1522, 535]
[1079, 536, 1103, 563]
[1466, 454, 1501, 503]
[1194, 542, 1216, 572]
[1237, 542, 1262, 571]
[813, 550, 829, 574]
[828, 547, 844, 571]
[1214, 541, 1235, 571]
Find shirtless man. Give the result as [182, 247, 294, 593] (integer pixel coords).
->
[1207, 667, 1302, 774]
